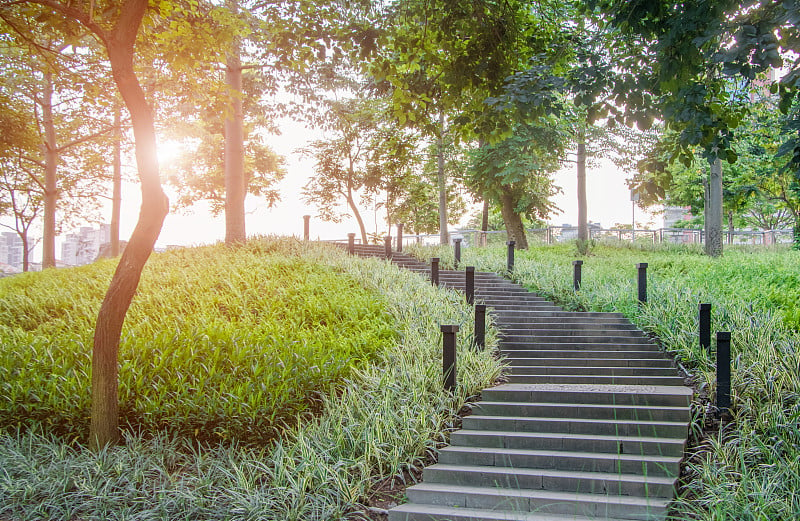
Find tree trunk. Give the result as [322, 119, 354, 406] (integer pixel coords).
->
[481, 198, 489, 246]
[437, 112, 448, 245]
[499, 187, 528, 249]
[224, 2, 246, 245]
[111, 106, 122, 257]
[20, 233, 29, 273]
[705, 157, 723, 257]
[90, 11, 170, 449]
[577, 141, 588, 243]
[42, 72, 58, 269]
[347, 192, 368, 245]
[793, 212, 800, 250]
[727, 210, 734, 245]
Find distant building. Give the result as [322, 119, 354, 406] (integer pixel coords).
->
[0, 232, 23, 268]
[663, 206, 692, 229]
[61, 224, 111, 266]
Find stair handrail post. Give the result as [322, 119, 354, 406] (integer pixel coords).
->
[506, 241, 515, 274]
[396, 223, 404, 252]
[431, 257, 440, 286]
[347, 233, 356, 255]
[454, 237, 462, 268]
[303, 215, 310, 242]
[474, 304, 486, 350]
[465, 266, 475, 305]
[699, 303, 712, 352]
[384, 235, 392, 259]
[636, 262, 648, 304]
[716, 331, 732, 415]
[441, 324, 459, 391]
[572, 260, 583, 291]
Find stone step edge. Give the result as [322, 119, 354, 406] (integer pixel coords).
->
[389, 502, 631, 521]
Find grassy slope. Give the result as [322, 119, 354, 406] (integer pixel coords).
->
[0, 238, 503, 520]
[408, 242, 800, 520]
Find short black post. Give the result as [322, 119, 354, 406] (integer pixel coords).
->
[475, 304, 486, 350]
[699, 303, 712, 352]
[465, 266, 475, 305]
[347, 233, 356, 255]
[454, 238, 462, 267]
[636, 262, 648, 303]
[572, 260, 583, 291]
[396, 223, 404, 252]
[506, 241, 515, 273]
[716, 331, 731, 414]
[303, 215, 310, 241]
[441, 324, 459, 391]
[431, 257, 440, 286]
[384, 235, 392, 259]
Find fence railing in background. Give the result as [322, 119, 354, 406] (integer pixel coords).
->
[394, 226, 795, 249]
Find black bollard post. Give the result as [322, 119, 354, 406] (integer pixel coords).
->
[506, 241, 516, 273]
[475, 304, 486, 350]
[384, 235, 392, 259]
[716, 331, 731, 414]
[441, 325, 459, 391]
[347, 233, 356, 255]
[636, 263, 648, 304]
[465, 266, 475, 305]
[431, 257, 440, 286]
[396, 223, 404, 252]
[699, 303, 712, 352]
[454, 238, 462, 268]
[572, 260, 583, 291]
[303, 215, 310, 242]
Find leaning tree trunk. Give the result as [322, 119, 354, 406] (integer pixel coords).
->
[705, 157, 723, 257]
[499, 187, 529, 250]
[346, 187, 368, 246]
[224, 1, 246, 245]
[90, 10, 169, 449]
[41, 72, 58, 269]
[793, 212, 800, 250]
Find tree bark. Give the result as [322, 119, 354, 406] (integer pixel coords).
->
[20, 233, 29, 273]
[347, 191, 368, 245]
[111, 106, 122, 257]
[576, 142, 588, 243]
[224, 0, 246, 245]
[499, 187, 528, 249]
[727, 210, 734, 245]
[90, 2, 169, 449]
[42, 72, 58, 269]
[437, 112, 448, 245]
[706, 157, 723, 257]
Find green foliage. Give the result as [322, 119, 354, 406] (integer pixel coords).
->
[0, 238, 503, 520]
[411, 242, 800, 519]
[0, 239, 398, 444]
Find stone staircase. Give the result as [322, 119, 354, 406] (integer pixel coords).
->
[346, 244, 692, 521]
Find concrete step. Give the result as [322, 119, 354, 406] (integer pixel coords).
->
[482, 384, 692, 407]
[505, 374, 686, 386]
[496, 321, 639, 330]
[507, 365, 678, 376]
[500, 335, 653, 344]
[424, 464, 677, 497]
[506, 358, 674, 368]
[450, 430, 685, 457]
[472, 402, 689, 423]
[502, 351, 668, 360]
[389, 503, 631, 521]
[438, 446, 681, 478]
[461, 415, 689, 438]
[501, 342, 660, 351]
[493, 310, 626, 319]
[404, 482, 670, 520]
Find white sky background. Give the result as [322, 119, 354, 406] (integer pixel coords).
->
[49, 116, 661, 256]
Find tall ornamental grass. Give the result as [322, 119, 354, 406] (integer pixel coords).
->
[0, 238, 503, 520]
[406, 242, 800, 520]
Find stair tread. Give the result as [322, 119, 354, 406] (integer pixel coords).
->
[453, 429, 684, 445]
[390, 503, 632, 521]
[427, 464, 677, 485]
[440, 445, 682, 463]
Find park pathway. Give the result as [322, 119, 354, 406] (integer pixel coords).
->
[349, 244, 692, 521]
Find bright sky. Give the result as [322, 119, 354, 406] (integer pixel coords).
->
[67, 117, 661, 254]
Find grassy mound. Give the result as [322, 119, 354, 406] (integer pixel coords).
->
[0, 239, 396, 444]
